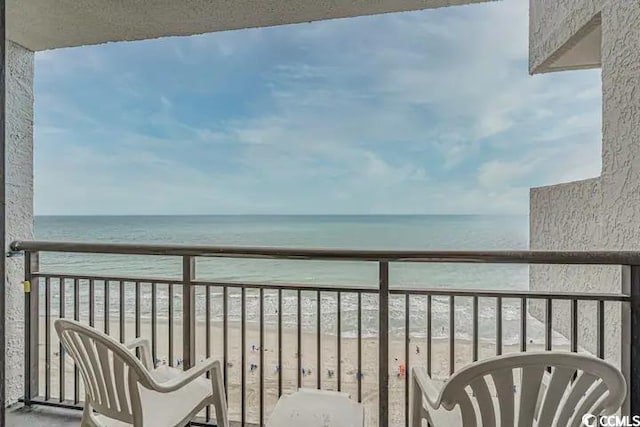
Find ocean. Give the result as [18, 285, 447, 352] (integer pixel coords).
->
[35, 214, 529, 286]
[34, 215, 540, 344]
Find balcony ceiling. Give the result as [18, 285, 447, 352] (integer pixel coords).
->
[9, 0, 487, 52]
[543, 21, 601, 73]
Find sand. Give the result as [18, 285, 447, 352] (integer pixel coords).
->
[40, 318, 561, 426]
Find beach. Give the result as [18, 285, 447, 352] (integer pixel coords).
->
[33, 215, 535, 425]
[42, 317, 561, 426]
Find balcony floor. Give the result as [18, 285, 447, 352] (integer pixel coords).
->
[7, 404, 82, 426]
[7, 404, 248, 426]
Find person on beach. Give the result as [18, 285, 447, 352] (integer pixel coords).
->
[416, 345, 420, 354]
[398, 363, 406, 379]
[327, 369, 334, 378]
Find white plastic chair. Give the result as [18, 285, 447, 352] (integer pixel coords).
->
[55, 319, 229, 427]
[411, 351, 626, 427]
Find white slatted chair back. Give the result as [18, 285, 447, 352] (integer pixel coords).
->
[415, 351, 626, 427]
[55, 319, 156, 425]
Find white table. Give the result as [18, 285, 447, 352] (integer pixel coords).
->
[267, 389, 365, 427]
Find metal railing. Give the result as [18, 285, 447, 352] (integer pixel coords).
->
[10, 240, 640, 426]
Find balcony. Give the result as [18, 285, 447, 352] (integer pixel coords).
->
[5, 240, 639, 426]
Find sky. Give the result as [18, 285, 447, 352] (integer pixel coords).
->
[34, 0, 602, 216]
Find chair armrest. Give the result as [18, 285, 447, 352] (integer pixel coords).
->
[152, 358, 222, 393]
[124, 337, 153, 370]
[412, 367, 443, 409]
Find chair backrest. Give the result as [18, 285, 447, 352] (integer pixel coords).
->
[424, 351, 625, 427]
[55, 319, 155, 424]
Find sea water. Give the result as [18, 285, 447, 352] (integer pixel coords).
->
[35, 215, 542, 344]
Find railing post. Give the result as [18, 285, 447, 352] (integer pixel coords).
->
[182, 256, 196, 370]
[24, 251, 39, 405]
[379, 261, 389, 426]
[622, 265, 640, 417]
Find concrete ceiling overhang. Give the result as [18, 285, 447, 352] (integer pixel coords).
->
[9, 0, 488, 52]
[532, 15, 602, 74]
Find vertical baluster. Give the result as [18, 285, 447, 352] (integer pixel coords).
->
[119, 281, 125, 343]
[277, 288, 282, 397]
[73, 279, 79, 404]
[597, 300, 605, 359]
[357, 292, 362, 403]
[337, 291, 342, 392]
[545, 298, 553, 352]
[104, 280, 110, 335]
[134, 281, 141, 364]
[317, 290, 321, 390]
[59, 277, 66, 402]
[135, 281, 141, 339]
[45, 276, 51, 401]
[472, 296, 479, 362]
[543, 298, 553, 375]
[297, 289, 302, 390]
[205, 286, 211, 422]
[151, 283, 157, 365]
[405, 294, 410, 427]
[24, 251, 39, 405]
[626, 266, 640, 416]
[241, 287, 246, 427]
[88, 279, 95, 327]
[259, 288, 264, 426]
[570, 298, 579, 383]
[496, 297, 503, 356]
[571, 299, 578, 353]
[520, 297, 527, 352]
[168, 283, 174, 367]
[182, 256, 195, 370]
[223, 286, 228, 394]
[427, 294, 432, 377]
[379, 261, 389, 426]
[449, 295, 455, 375]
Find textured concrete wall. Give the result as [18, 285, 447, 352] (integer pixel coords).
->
[530, 179, 620, 361]
[529, 0, 640, 367]
[5, 41, 34, 405]
[529, 0, 602, 73]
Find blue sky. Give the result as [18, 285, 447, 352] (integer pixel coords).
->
[34, 0, 602, 215]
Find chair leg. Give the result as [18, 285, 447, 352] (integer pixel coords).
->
[81, 402, 99, 427]
[410, 376, 424, 427]
[210, 361, 229, 427]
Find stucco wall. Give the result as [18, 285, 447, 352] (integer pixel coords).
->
[601, 1, 640, 180]
[529, 0, 640, 369]
[529, 0, 602, 73]
[5, 40, 34, 405]
[530, 179, 621, 361]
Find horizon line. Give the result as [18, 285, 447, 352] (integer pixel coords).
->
[34, 213, 529, 217]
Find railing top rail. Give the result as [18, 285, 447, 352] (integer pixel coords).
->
[30, 271, 630, 300]
[11, 240, 640, 265]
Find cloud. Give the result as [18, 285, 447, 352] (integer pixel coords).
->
[34, 0, 602, 215]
